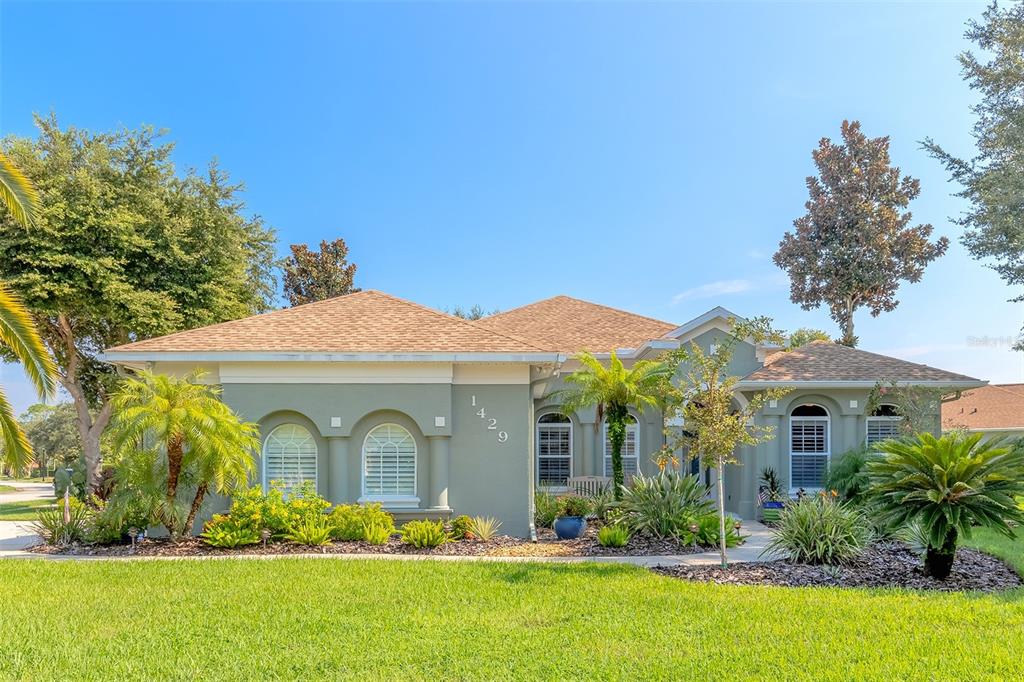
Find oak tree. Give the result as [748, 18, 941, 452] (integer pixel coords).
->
[283, 238, 359, 306]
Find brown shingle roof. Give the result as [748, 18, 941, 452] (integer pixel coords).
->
[475, 295, 677, 354]
[942, 384, 1024, 431]
[741, 340, 981, 384]
[105, 290, 546, 354]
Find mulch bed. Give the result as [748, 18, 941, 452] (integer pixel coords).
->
[654, 542, 1023, 593]
[30, 524, 700, 559]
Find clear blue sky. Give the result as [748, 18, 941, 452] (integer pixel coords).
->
[2, 1, 1022, 413]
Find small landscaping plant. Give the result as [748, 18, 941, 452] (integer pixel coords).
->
[617, 472, 713, 539]
[467, 516, 501, 542]
[587, 487, 617, 522]
[694, 512, 745, 548]
[534, 489, 559, 528]
[868, 432, 1024, 579]
[361, 520, 392, 546]
[448, 514, 474, 540]
[285, 514, 334, 546]
[556, 495, 590, 518]
[201, 515, 261, 548]
[764, 493, 870, 565]
[825, 446, 872, 503]
[32, 498, 90, 546]
[759, 467, 785, 502]
[329, 502, 394, 541]
[401, 519, 448, 548]
[597, 524, 630, 548]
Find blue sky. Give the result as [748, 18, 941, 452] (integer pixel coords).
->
[2, 1, 1022, 413]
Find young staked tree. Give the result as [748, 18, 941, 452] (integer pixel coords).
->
[924, 3, 1024, 350]
[774, 120, 948, 347]
[108, 371, 258, 538]
[663, 318, 791, 569]
[283, 238, 359, 306]
[0, 116, 276, 492]
[556, 351, 672, 500]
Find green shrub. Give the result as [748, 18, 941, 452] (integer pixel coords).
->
[32, 499, 90, 546]
[556, 495, 590, 518]
[362, 521, 392, 546]
[759, 467, 785, 502]
[201, 514, 261, 548]
[868, 432, 1024, 579]
[764, 494, 870, 565]
[85, 498, 140, 545]
[401, 519, 447, 548]
[587, 487, 617, 522]
[618, 472, 713, 539]
[694, 512, 745, 548]
[534, 489, 559, 528]
[597, 524, 630, 548]
[329, 503, 394, 541]
[448, 514, 474, 540]
[825, 446, 873, 502]
[285, 514, 333, 546]
[468, 516, 501, 542]
[226, 482, 332, 538]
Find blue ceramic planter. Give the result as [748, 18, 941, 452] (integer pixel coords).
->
[553, 515, 587, 540]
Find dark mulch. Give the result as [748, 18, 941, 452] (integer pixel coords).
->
[30, 523, 700, 559]
[654, 542, 1023, 593]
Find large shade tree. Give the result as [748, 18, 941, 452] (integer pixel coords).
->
[774, 120, 948, 347]
[283, 238, 359, 306]
[556, 351, 671, 499]
[0, 115, 276, 492]
[18, 403, 82, 475]
[924, 3, 1024, 350]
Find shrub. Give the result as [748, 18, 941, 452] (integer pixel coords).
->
[587, 487, 617, 522]
[694, 512, 745, 548]
[468, 516, 501, 542]
[284, 481, 332, 524]
[597, 524, 630, 548]
[448, 514, 474, 540]
[201, 514, 261, 548]
[617, 472, 713, 539]
[32, 499, 90, 546]
[534, 489, 559, 528]
[329, 503, 394, 541]
[228, 485, 296, 537]
[85, 497, 147, 545]
[759, 467, 786, 502]
[401, 519, 447, 548]
[285, 514, 334, 546]
[764, 494, 870, 565]
[556, 495, 590, 518]
[825, 446, 872, 502]
[868, 432, 1024, 579]
[362, 521, 392, 546]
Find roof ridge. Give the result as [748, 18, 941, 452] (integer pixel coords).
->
[831, 342, 976, 381]
[483, 294, 676, 328]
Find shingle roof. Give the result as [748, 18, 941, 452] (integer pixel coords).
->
[105, 290, 546, 354]
[942, 384, 1024, 431]
[741, 340, 981, 384]
[475, 295, 677, 354]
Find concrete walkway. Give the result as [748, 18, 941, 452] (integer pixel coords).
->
[0, 519, 780, 566]
[0, 480, 55, 503]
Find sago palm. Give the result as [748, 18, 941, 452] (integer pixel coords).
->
[556, 351, 671, 499]
[108, 370, 259, 538]
[0, 151, 55, 474]
[868, 432, 1024, 579]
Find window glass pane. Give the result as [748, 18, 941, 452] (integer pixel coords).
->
[866, 418, 901, 445]
[264, 424, 317, 493]
[790, 414, 828, 488]
[537, 421, 571, 486]
[364, 424, 416, 496]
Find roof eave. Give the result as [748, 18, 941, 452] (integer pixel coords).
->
[735, 379, 987, 390]
[100, 351, 566, 364]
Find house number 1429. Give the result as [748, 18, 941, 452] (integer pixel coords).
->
[471, 395, 508, 443]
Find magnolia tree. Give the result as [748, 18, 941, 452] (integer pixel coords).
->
[662, 318, 791, 568]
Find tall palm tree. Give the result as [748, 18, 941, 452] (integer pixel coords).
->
[0, 151, 56, 474]
[108, 371, 258, 538]
[557, 351, 671, 499]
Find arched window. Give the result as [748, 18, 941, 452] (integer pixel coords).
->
[790, 404, 829, 490]
[537, 413, 572, 488]
[362, 423, 417, 499]
[603, 414, 639, 479]
[866, 404, 901, 445]
[263, 424, 318, 494]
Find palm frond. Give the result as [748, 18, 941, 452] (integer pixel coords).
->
[0, 385, 33, 474]
[0, 151, 40, 228]
[0, 284, 57, 398]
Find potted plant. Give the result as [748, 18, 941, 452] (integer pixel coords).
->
[759, 468, 786, 523]
[553, 495, 590, 540]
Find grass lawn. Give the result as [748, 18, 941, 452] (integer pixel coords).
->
[964, 526, 1024, 575]
[0, 497, 56, 521]
[0, 559, 1022, 680]
[0, 484, 15, 493]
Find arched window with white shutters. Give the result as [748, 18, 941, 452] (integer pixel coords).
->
[866, 404, 901, 446]
[263, 424, 318, 494]
[537, 413, 572, 488]
[362, 423, 417, 501]
[603, 414, 639, 479]
[790, 404, 829, 490]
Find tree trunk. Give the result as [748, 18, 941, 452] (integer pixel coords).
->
[606, 404, 628, 501]
[716, 458, 728, 570]
[839, 297, 857, 347]
[184, 482, 209, 537]
[924, 528, 958, 580]
[166, 434, 184, 509]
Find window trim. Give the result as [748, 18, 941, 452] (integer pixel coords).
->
[866, 404, 902, 446]
[359, 422, 419, 508]
[602, 414, 640, 479]
[536, 412, 573, 490]
[262, 423, 318, 494]
[789, 405, 830, 492]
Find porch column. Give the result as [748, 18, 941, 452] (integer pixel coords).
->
[327, 436, 349, 504]
[428, 435, 451, 510]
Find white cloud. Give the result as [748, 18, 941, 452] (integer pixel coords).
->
[671, 279, 754, 305]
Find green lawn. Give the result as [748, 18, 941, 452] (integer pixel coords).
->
[0, 497, 56, 521]
[964, 526, 1024, 575]
[0, 558, 1022, 680]
[0, 484, 15, 493]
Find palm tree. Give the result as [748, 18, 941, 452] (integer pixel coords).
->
[108, 371, 259, 538]
[868, 432, 1024, 579]
[556, 351, 671, 499]
[0, 151, 56, 475]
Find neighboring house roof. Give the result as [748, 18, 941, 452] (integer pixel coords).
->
[942, 384, 1024, 431]
[736, 340, 983, 387]
[475, 295, 677, 354]
[104, 290, 548, 356]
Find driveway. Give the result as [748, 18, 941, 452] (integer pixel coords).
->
[0, 481, 52, 555]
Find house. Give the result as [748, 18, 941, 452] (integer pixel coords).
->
[101, 290, 984, 536]
[942, 384, 1024, 442]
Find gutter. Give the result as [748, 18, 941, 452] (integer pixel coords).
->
[734, 379, 987, 391]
